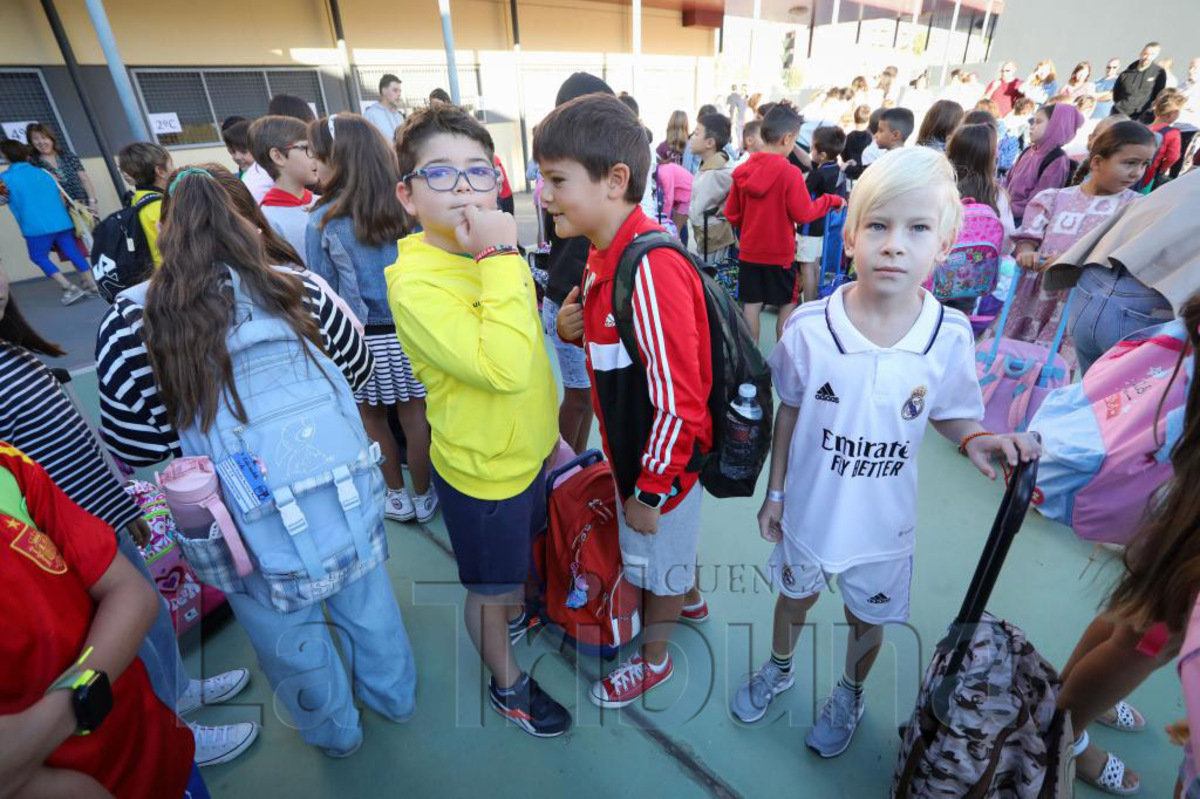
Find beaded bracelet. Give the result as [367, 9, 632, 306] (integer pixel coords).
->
[474, 244, 519, 262]
[959, 431, 995, 455]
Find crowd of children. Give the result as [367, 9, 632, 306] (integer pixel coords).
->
[2, 41, 1200, 796]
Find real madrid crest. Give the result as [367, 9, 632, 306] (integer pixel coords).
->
[902, 386, 927, 420]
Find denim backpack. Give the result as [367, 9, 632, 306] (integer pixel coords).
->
[119, 267, 387, 612]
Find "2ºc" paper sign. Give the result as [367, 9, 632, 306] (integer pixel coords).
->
[148, 112, 183, 135]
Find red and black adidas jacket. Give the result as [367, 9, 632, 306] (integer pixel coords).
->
[578, 208, 713, 512]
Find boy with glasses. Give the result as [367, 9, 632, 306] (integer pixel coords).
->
[388, 104, 570, 737]
[250, 115, 320, 263]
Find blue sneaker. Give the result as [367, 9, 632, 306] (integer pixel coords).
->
[730, 660, 794, 723]
[805, 684, 864, 758]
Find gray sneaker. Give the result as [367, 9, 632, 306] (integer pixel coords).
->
[805, 683, 865, 758]
[731, 660, 794, 723]
[61, 286, 86, 306]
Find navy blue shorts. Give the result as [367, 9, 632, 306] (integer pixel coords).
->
[433, 469, 547, 596]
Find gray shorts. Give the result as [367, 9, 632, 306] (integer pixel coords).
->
[617, 483, 703, 597]
[541, 298, 591, 390]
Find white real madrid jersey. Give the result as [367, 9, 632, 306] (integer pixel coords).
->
[768, 285, 984, 572]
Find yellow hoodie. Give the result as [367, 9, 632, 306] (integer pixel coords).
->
[386, 234, 557, 500]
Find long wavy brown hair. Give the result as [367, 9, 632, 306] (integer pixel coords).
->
[142, 167, 324, 432]
[1107, 299, 1200, 632]
[309, 113, 409, 245]
[201, 163, 304, 267]
[946, 123, 1000, 212]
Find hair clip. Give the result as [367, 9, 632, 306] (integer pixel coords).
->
[328, 114, 338, 140]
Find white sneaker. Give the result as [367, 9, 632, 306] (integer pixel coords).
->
[414, 488, 439, 524]
[190, 722, 259, 767]
[177, 669, 251, 716]
[384, 488, 416, 522]
[61, 286, 86, 306]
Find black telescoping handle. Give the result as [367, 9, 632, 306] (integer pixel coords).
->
[51, 367, 72, 385]
[939, 443, 1040, 682]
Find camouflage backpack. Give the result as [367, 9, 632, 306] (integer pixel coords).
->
[892, 613, 1074, 798]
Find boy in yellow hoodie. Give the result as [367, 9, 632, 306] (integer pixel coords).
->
[387, 104, 570, 738]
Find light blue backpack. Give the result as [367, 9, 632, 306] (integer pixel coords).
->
[120, 267, 387, 612]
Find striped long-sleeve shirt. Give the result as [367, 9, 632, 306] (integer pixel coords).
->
[95, 271, 374, 467]
[0, 343, 141, 532]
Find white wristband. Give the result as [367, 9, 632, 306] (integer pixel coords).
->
[767, 490, 785, 503]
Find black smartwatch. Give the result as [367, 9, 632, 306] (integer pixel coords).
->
[46, 648, 113, 736]
[633, 488, 666, 509]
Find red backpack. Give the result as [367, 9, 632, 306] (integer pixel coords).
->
[529, 450, 642, 659]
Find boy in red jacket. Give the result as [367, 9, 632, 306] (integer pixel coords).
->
[724, 103, 845, 344]
[538, 93, 715, 708]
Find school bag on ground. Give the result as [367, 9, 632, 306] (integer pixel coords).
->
[90, 192, 161, 303]
[1029, 319, 1190, 546]
[976, 272, 1073, 433]
[126, 480, 227, 635]
[118, 267, 388, 613]
[892, 451, 1075, 798]
[527, 450, 641, 659]
[612, 231, 773, 498]
[925, 198, 1004, 303]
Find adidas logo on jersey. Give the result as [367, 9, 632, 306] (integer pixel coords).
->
[605, 313, 616, 328]
[815, 382, 839, 403]
[866, 592, 891, 605]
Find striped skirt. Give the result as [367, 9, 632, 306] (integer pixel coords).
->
[356, 332, 427, 405]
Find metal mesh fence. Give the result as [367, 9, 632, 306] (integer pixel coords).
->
[205, 71, 271, 127]
[0, 69, 72, 152]
[134, 71, 216, 146]
[265, 70, 327, 116]
[133, 68, 327, 147]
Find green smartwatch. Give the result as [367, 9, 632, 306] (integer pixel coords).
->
[46, 646, 112, 736]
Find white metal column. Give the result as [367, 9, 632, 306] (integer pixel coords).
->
[939, 0, 962, 87]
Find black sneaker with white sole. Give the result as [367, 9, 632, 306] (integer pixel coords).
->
[489, 674, 571, 737]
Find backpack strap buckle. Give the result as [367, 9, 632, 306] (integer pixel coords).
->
[333, 465, 360, 514]
[274, 486, 327, 579]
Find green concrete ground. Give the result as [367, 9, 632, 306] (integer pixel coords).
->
[61, 309, 1186, 799]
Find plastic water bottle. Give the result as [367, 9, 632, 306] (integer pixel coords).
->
[720, 383, 762, 479]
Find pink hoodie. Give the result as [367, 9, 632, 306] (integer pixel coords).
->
[1004, 103, 1085, 220]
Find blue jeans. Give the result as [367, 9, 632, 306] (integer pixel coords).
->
[119, 528, 189, 711]
[224, 563, 416, 753]
[1068, 265, 1173, 374]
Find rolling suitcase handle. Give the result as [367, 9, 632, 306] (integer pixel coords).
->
[933, 440, 1040, 720]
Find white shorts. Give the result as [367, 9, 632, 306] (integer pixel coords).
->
[795, 234, 823, 263]
[767, 540, 912, 624]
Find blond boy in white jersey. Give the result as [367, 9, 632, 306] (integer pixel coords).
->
[731, 147, 1040, 758]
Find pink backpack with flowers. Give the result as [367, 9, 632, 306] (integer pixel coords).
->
[926, 198, 1005, 301]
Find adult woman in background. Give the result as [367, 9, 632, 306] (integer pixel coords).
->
[27, 123, 96, 214]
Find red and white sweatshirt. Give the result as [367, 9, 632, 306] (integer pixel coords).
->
[579, 207, 713, 512]
[723, 152, 843, 266]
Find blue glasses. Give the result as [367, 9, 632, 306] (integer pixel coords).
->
[402, 165, 501, 192]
